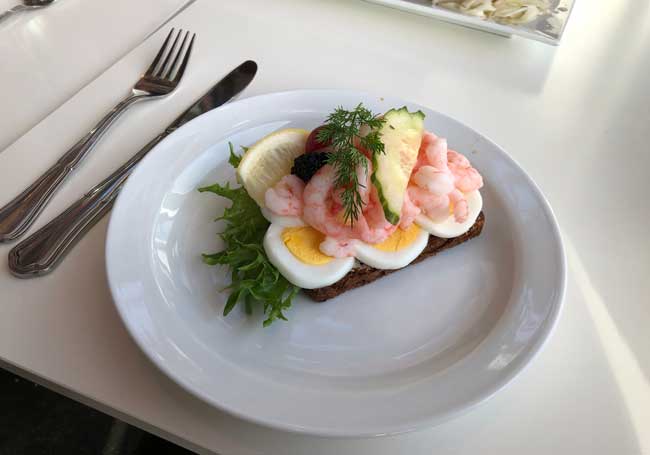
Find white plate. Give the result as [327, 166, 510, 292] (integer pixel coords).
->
[106, 89, 566, 437]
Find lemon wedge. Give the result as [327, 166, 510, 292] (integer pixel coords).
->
[237, 128, 309, 207]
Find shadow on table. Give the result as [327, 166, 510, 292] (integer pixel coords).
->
[0, 367, 194, 455]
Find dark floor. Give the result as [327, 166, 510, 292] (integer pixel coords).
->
[0, 368, 195, 455]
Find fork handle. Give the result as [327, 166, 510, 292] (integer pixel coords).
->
[0, 93, 144, 243]
[8, 133, 166, 277]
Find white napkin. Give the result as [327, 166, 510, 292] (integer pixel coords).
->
[0, 0, 193, 151]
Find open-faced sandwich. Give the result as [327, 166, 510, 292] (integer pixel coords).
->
[200, 104, 484, 326]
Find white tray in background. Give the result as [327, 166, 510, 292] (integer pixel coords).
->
[362, 0, 575, 45]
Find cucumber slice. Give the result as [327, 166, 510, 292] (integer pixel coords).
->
[371, 107, 425, 225]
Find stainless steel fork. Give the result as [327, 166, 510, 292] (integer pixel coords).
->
[0, 28, 195, 243]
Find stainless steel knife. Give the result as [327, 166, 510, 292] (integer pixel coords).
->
[9, 60, 258, 278]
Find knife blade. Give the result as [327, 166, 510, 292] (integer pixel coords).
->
[9, 60, 258, 278]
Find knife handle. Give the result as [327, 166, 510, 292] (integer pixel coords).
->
[0, 5, 28, 23]
[8, 134, 165, 278]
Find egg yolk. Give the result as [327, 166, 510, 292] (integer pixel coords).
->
[373, 223, 421, 252]
[281, 226, 333, 265]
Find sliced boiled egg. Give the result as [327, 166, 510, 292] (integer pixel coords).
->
[263, 223, 354, 289]
[262, 189, 481, 289]
[416, 190, 482, 239]
[354, 223, 429, 270]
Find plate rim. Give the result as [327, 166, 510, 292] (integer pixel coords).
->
[105, 88, 567, 437]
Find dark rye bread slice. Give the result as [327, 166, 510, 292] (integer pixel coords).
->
[304, 212, 485, 302]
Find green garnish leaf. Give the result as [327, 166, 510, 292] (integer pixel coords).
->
[316, 103, 385, 225]
[199, 144, 300, 327]
[228, 142, 242, 167]
[224, 287, 244, 316]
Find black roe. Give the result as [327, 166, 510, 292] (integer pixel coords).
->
[291, 152, 330, 183]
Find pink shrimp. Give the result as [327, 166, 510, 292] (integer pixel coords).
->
[357, 187, 398, 244]
[424, 134, 450, 173]
[447, 149, 483, 193]
[332, 160, 371, 208]
[413, 132, 450, 172]
[407, 134, 481, 224]
[407, 133, 456, 222]
[447, 149, 470, 167]
[319, 237, 357, 258]
[408, 186, 451, 222]
[412, 165, 455, 196]
[411, 133, 454, 197]
[449, 189, 469, 223]
[302, 162, 396, 244]
[302, 165, 357, 239]
[400, 190, 421, 229]
[413, 132, 434, 173]
[265, 175, 305, 217]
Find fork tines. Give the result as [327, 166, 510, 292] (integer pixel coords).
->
[145, 28, 196, 83]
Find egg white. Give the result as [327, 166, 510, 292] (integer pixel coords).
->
[415, 190, 482, 238]
[263, 223, 355, 289]
[354, 228, 429, 270]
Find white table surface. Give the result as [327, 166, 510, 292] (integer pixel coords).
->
[0, 0, 192, 151]
[1, 0, 649, 454]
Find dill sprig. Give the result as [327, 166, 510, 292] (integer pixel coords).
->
[317, 104, 385, 224]
[199, 144, 299, 327]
